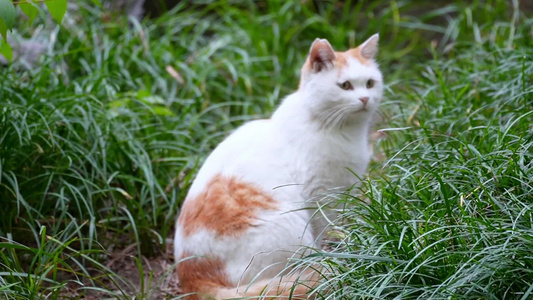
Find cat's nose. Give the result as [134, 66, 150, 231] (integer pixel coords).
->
[359, 97, 369, 105]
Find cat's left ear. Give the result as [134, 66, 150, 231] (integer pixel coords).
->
[309, 38, 336, 72]
[360, 34, 379, 59]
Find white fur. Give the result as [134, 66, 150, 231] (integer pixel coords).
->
[175, 36, 383, 293]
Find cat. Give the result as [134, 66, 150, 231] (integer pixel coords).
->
[174, 34, 383, 299]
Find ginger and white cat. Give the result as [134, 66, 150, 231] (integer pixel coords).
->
[174, 34, 383, 299]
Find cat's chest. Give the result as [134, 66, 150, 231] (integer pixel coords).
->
[289, 134, 369, 191]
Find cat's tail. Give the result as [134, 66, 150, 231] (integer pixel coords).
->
[214, 269, 319, 300]
[179, 268, 320, 300]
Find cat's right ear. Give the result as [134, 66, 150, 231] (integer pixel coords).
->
[308, 39, 336, 72]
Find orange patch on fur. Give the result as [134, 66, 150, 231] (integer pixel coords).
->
[176, 252, 231, 300]
[178, 175, 277, 236]
[335, 48, 370, 69]
[347, 47, 371, 65]
[334, 51, 348, 69]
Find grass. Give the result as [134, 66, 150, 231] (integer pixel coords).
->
[314, 37, 532, 299]
[0, 0, 531, 299]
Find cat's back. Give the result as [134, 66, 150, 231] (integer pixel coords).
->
[186, 118, 285, 198]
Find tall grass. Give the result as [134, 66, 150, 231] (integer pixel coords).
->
[0, 0, 531, 298]
[310, 3, 533, 298]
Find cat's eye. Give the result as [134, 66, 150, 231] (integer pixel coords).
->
[366, 79, 375, 89]
[338, 81, 353, 90]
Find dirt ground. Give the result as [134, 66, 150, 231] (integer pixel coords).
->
[103, 238, 181, 299]
[56, 236, 180, 299]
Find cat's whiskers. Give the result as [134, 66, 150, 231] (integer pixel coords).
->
[339, 105, 361, 128]
[321, 104, 358, 131]
[320, 107, 343, 130]
[335, 108, 353, 129]
[316, 107, 340, 130]
[322, 108, 341, 129]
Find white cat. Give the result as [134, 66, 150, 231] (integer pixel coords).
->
[174, 34, 383, 299]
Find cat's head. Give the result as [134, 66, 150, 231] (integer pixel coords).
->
[299, 34, 383, 128]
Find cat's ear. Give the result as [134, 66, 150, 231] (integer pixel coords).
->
[360, 34, 379, 59]
[308, 38, 336, 72]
